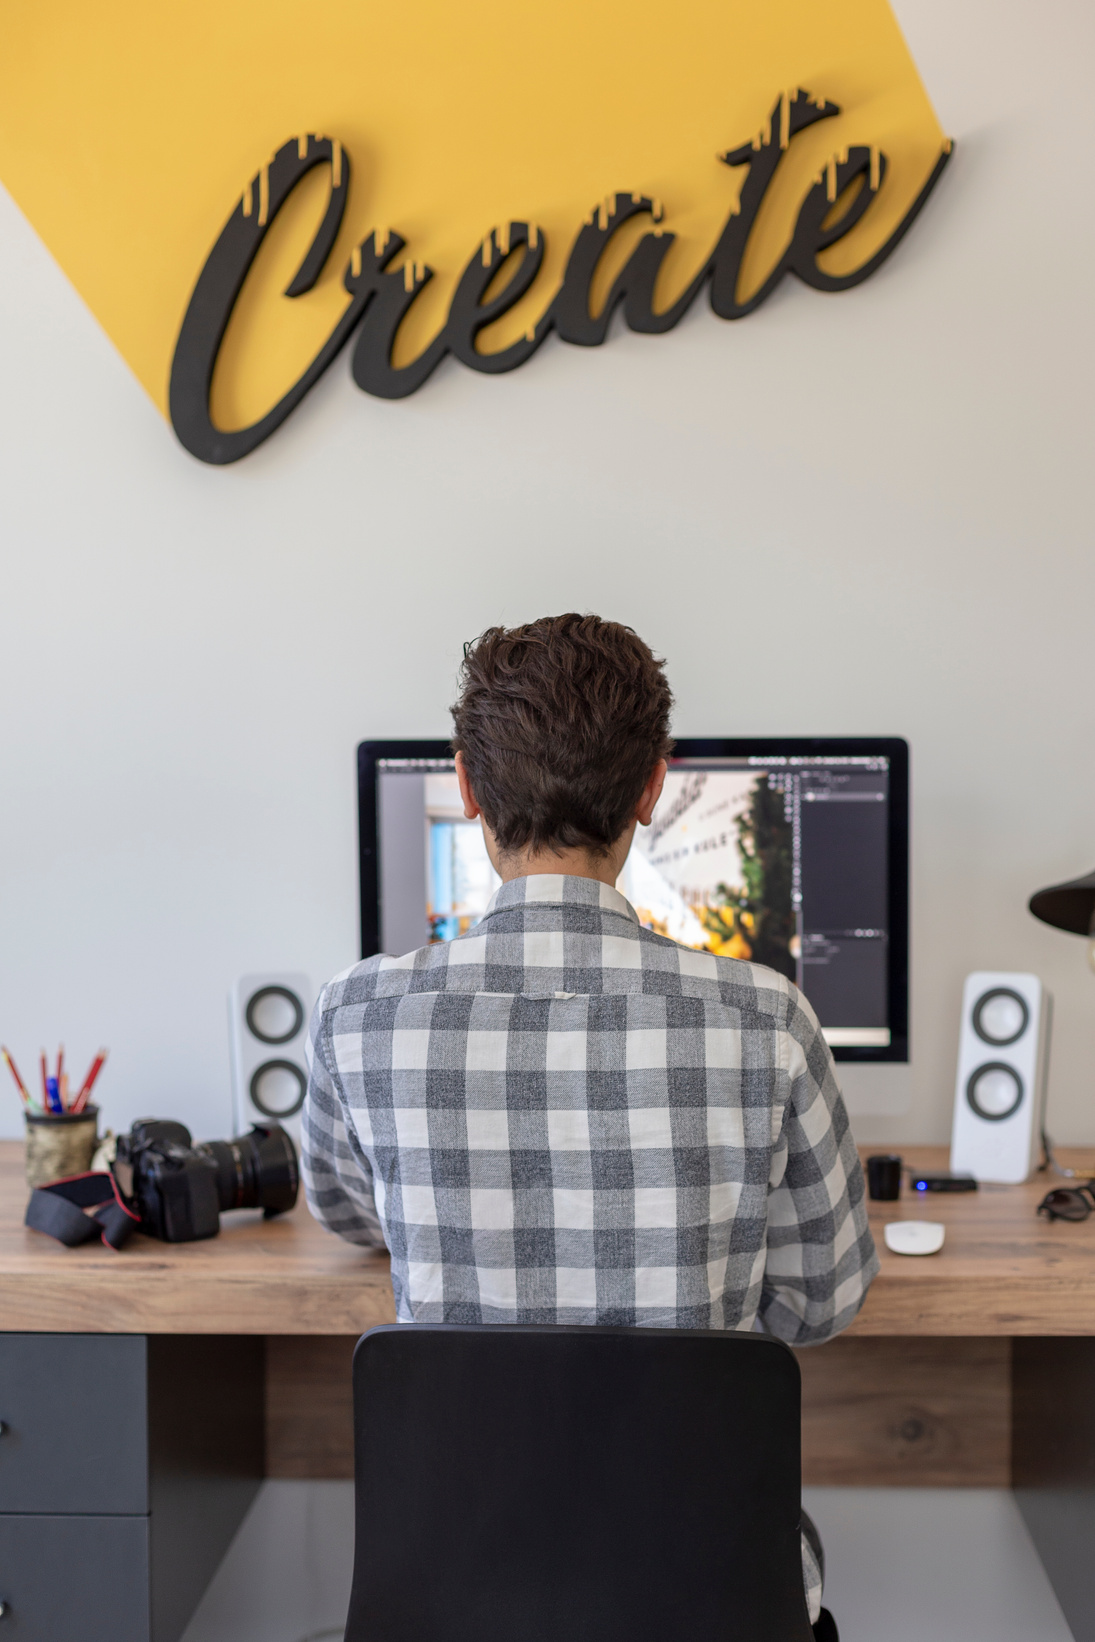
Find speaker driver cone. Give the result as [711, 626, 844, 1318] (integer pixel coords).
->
[972, 988, 1029, 1047]
[250, 1059, 307, 1118]
[246, 985, 305, 1045]
[966, 1061, 1024, 1122]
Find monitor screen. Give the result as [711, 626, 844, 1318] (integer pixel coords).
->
[357, 738, 908, 1062]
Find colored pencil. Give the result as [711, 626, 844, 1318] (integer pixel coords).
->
[1, 1047, 32, 1107]
[72, 1049, 107, 1113]
[60, 1072, 69, 1110]
[56, 1044, 64, 1086]
[40, 1051, 48, 1105]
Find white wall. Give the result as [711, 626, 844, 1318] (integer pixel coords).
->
[2, 0, 1093, 1148]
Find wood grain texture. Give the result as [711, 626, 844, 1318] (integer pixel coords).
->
[264, 1332, 1012, 1487]
[798, 1335, 1011, 1486]
[848, 1145, 1095, 1337]
[0, 1144, 396, 1333]
[266, 1335, 356, 1478]
[2, 1142, 1094, 1335]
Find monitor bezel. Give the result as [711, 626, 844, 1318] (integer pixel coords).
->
[357, 735, 909, 1063]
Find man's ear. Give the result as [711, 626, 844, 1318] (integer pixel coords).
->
[636, 760, 668, 827]
[455, 751, 481, 821]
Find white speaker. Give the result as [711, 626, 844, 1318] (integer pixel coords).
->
[230, 973, 313, 1139]
[949, 971, 1052, 1184]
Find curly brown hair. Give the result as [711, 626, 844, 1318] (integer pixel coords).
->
[451, 613, 674, 857]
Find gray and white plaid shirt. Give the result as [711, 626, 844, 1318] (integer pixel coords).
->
[302, 873, 877, 1341]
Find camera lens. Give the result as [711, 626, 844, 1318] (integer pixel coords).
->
[197, 1124, 299, 1218]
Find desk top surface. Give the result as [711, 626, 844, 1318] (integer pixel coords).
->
[0, 1142, 1093, 1335]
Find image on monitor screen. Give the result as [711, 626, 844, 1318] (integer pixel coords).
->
[424, 770, 502, 943]
[358, 738, 908, 1062]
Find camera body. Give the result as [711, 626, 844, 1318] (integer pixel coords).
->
[113, 1118, 299, 1243]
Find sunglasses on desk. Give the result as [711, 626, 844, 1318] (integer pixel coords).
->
[1037, 1182, 1095, 1222]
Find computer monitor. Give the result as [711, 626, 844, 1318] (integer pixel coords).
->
[357, 737, 909, 1062]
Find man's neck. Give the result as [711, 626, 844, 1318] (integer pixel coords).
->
[495, 835, 633, 890]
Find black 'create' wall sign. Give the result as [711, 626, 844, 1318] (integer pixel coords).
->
[169, 90, 951, 465]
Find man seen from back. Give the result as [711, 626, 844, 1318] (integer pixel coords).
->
[302, 612, 879, 1629]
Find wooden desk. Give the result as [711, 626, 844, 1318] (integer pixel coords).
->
[2, 1143, 1094, 1640]
[1, 1142, 1092, 1485]
[4, 1142, 1093, 1336]
[0, 1143, 395, 1335]
[855, 1144, 1095, 1336]
[1, 1140, 1088, 1485]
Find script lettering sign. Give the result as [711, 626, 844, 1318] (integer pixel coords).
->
[169, 90, 951, 465]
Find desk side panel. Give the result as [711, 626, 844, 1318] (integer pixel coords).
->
[1014, 1336, 1095, 1642]
[147, 1335, 264, 1642]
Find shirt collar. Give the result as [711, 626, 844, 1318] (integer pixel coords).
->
[483, 874, 640, 923]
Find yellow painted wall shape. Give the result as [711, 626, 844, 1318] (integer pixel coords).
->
[0, 0, 950, 460]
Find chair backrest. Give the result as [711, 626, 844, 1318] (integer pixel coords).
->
[345, 1323, 814, 1642]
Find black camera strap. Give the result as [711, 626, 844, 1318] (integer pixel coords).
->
[25, 1170, 141, 1250]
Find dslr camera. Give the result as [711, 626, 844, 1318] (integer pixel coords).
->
[112, 1119, 299, 1243]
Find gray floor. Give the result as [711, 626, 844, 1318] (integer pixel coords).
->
[180, 1481, 1075, 1642]
[802, 1487, 1073, 1642]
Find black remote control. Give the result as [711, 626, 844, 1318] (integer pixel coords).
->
[909, 1171, 978, 1193]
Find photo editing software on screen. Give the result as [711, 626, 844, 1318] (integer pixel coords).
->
[359, 740, 908, 1061]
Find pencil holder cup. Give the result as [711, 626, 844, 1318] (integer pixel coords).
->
[24, 1106, 99, 1189]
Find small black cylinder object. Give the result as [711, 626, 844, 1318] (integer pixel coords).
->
[867, 1154, 903, 1201]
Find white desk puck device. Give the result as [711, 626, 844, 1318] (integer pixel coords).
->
[884, 1221, 946, 1257]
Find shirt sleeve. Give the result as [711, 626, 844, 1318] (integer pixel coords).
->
[301, 986, 387, 1248]
[759, 988, 879, 1346]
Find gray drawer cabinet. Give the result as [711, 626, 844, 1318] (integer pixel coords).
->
[0, 1336, 148, 1514]
[0, 1516, 151, 1638]
[0, 1335, 263, 1642]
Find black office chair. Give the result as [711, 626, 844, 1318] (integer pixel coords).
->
[344, 1324, 837, 1642]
